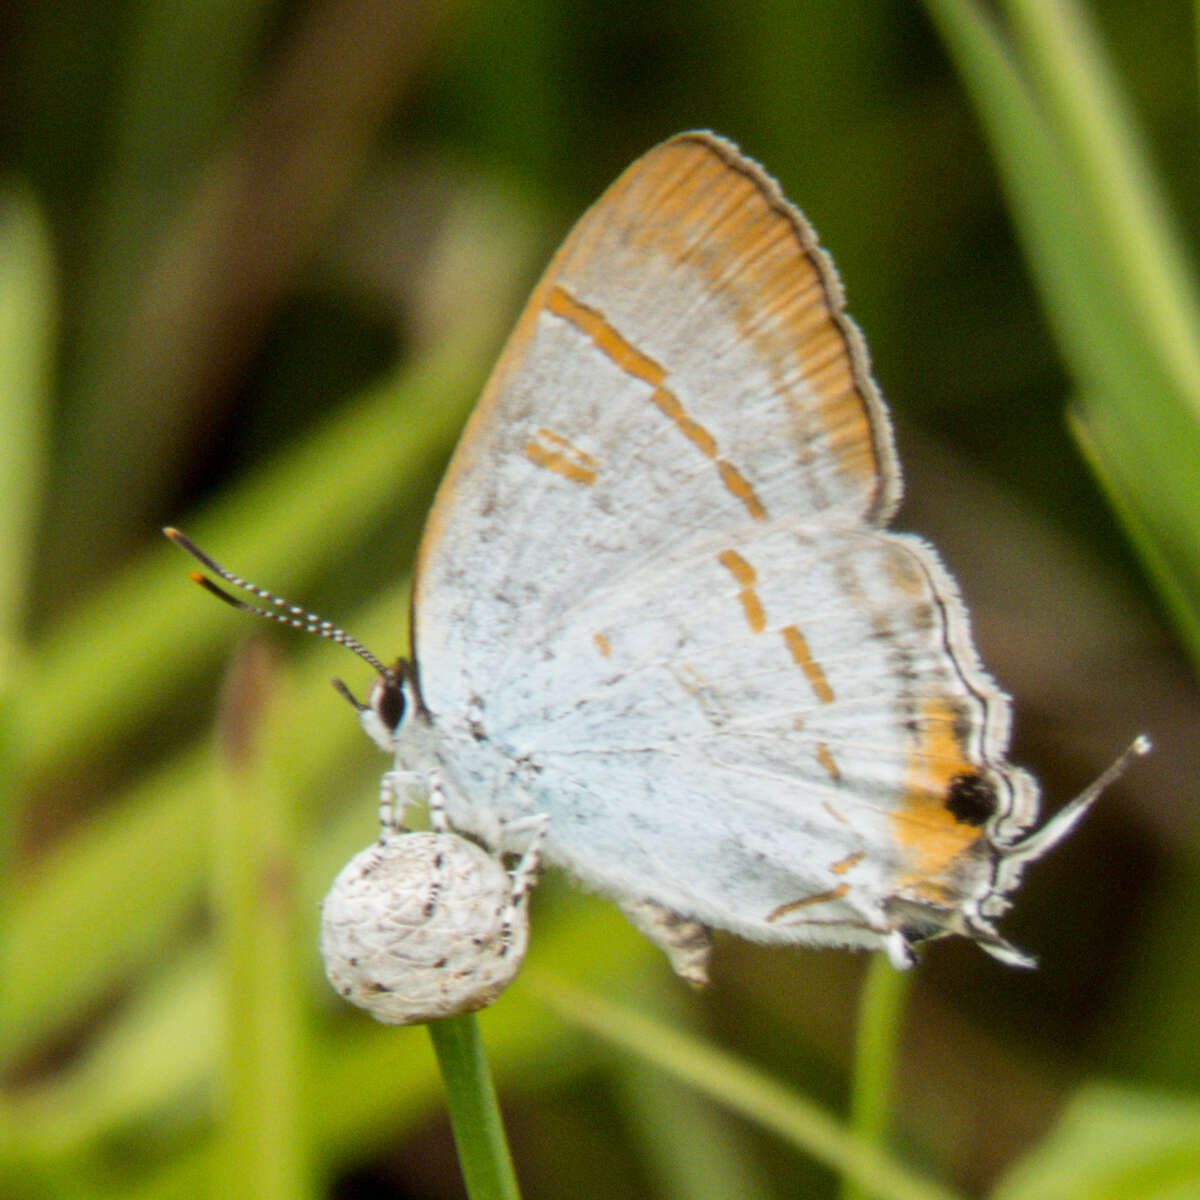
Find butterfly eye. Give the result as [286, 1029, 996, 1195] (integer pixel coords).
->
[371, 674, 407, 733]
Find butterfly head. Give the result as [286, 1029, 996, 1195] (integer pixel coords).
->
[164, 527, 413, 750]
[332, 658, 421, 753]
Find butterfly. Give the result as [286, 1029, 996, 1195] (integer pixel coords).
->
[171, 131, 1147, 984]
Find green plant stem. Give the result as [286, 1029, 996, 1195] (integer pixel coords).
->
[1196, 1, 1200, 129]
[0, 184, 53, 671]
[211, 645, 310, 1200]
[842, 955, 912, 1200]
[427, 1015, 522, 1200]
[530, 972, 963, 1200]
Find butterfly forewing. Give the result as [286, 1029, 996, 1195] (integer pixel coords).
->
[415, 134, 899, 670]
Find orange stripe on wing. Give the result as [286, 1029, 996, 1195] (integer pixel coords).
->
[524, 439, 597, 485]
[546, 285, 665, 387]
[716, 460, 767, 520]
[781, 624, 834, 704]
[717, 549, 766, 633]
[535, 426, 600, 467]
[650, 388, 718, 458]
[830, 851, 865, 875]
[766, 883, 850, 923]
[547, 283, 768, 521]
[815, 741, 841, 782]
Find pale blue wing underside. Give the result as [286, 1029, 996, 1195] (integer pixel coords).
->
[405, 132, 1039, 954]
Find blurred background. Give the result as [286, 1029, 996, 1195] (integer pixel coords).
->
[2, 1, 1198, 1198]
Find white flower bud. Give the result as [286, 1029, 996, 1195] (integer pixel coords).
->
[321, 830, 532, 1025]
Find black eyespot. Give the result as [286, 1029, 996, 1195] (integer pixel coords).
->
[945, 772, 999, 826]
[374, 679, 406, 732]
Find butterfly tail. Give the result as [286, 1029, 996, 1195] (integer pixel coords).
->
[1002, 735, 1151, 871]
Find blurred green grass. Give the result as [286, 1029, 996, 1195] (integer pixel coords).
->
[2, 2, 1198, 1198]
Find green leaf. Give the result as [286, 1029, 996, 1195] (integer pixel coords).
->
[994, 1082, 1200, 1200]
[922, 0, 1200, 668]
[530, 972, 965, 1200]
[0, 183, 54, 663]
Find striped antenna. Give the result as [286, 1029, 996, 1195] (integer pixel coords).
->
[164, 527, 391, 678]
